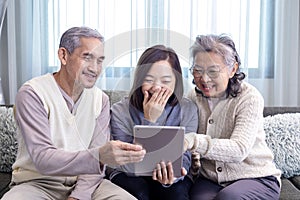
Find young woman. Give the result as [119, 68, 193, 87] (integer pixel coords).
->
[184, 34, 281, 200]
[108, 45, 198, 200]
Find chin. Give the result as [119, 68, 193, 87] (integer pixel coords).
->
[83, 81, 96, 89]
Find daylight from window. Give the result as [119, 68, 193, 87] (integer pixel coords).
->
[48, 0, 260, 91]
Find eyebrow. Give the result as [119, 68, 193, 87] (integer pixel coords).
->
[145, 74, 173, 78]
[194, 64, 220, 68]
[82, 52, 105, 60]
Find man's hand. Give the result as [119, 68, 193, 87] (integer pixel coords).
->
[143, 87, 172, 123]
[152, 161, 187, 185]
[99, 140, 146, 166]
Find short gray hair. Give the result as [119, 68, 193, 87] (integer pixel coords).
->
[59, 27, 104, 54]
[190, 34, 241, 68]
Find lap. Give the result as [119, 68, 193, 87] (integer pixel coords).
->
[190, 176, 280, 200]
[2, 178, 136, 200]
[111, 172, 192, 200]
[93, 179, 137, 200]
[1, 179, 72, 200]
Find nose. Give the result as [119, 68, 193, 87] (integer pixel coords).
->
[88, 60, 100, 72]
[200, 72, 211, 82]
[152, 85, 162, 91]
[150, 80, 162, 91]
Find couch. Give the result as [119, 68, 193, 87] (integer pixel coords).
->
[1, 90, 300, 199]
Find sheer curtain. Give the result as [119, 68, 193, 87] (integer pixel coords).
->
[248, 0, 300, 106]
[1, 0, 299, 106]
[0, 0, 8, 104]
[273, 0, 300, 106]
[1, 0, 48, 104]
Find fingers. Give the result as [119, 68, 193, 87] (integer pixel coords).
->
[99, 141, 146, 166]
[166, 161, 174, 181]
[115, 141, 146, 165]
[118, 140, 143, 151]
[181, 167, 187, 176]
[115, 150, 146, 165]
[143, 90, 149, 107]
[152, 161, 174, 185]
[146, 87, 172, 106]
[154, 88, 172, 105]
[143, 87, 173, 123]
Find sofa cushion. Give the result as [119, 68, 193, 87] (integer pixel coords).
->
[280, 178, 300, 200]
[289, 176, 300, 190]
[264, 113, 300, 178]
[103, 90, 129, 105]
[0, 107, 17, 172]
[0, 172, 11, 198]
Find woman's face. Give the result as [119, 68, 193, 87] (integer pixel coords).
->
[142, 60, 176, 96]
[192, 52, 236, 98]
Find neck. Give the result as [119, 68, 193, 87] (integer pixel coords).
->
[53, 72, 83, 102]
[195, 87, 227, 99]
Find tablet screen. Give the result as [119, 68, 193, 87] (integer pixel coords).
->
[133, 125, 185, 177]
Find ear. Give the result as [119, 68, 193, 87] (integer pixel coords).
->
[58, 47, 69, 65]
[229, 62, 238, 78]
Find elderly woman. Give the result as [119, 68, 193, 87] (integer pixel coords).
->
[184, 34, 281, 200]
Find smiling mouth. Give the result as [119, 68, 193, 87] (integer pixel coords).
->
[202, 84, 213, 90]
[84, 73, 97, 79]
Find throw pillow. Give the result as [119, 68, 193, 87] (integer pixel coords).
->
[0, 107, 17, 172]
[264, 113, 300, 178]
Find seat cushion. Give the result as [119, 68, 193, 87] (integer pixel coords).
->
[280, 178, 300, 200]
[289, 176, 300, 190]
[0, 172, 11, 198]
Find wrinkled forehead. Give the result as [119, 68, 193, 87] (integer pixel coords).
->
[194, 51, 225, 66]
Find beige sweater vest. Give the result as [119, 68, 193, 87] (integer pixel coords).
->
[12, 73, 102, 181]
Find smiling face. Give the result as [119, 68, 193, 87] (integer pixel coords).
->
[193, 52, 236, 98]
[142, 60, 176, 96]
[59, 37, 105, 90]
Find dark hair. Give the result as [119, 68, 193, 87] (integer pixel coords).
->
[190, 34, 245, 97]
[59, 27, 104, 54]
[129, 45, 183, 112]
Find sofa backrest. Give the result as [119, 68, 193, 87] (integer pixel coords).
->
[264, 107, 300, 117]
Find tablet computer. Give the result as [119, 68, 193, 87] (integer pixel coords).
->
[133, 125, 185, 177]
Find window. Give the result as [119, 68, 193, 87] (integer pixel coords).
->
[47, 0, 267, 91]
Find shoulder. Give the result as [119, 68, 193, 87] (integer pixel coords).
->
[15, 84, 48, 120]
[111, 97, 130, 113]
[101, 91, 110, 106]
[232, 82, 264, 113]
[239, 82, 264, 103]
[16, 84, 43, 107]
[186, 88, 197, 99]
[178, 97, 198, 113]
[180, 97, 197, 107]
[25, 73, 53, 86]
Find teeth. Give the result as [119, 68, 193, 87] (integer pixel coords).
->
[86, 73, 95, 78]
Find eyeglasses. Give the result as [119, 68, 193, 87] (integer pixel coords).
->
[189, 65, 224, 79]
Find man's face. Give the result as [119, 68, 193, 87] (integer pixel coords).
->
[64, 37, 105, 89]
